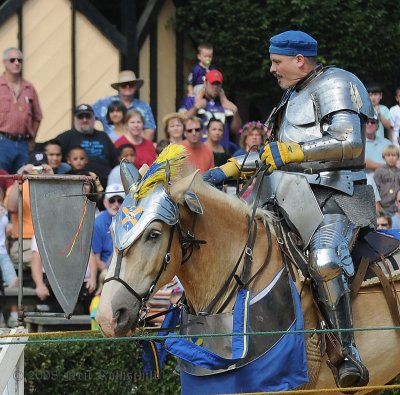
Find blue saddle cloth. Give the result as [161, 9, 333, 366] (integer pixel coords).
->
[142, 270, 308, 394]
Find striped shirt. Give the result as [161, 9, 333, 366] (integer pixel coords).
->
[0, 74, 42, 137]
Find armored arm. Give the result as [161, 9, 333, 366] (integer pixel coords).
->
[302, 111, 363, 162]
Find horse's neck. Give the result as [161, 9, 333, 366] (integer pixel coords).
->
[177, 193, 283, 314]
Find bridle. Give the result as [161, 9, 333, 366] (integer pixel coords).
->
[103, 209, 206, 323]
[103, 166, 272, 324]
[103, 224, 176, 318]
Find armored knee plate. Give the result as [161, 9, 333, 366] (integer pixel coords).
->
[308, 214, 357, 308]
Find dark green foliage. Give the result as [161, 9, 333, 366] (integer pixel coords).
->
[24, 335, 180, 395]
[175, 0, 400, 110]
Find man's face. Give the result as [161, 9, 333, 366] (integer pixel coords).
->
[45, 144, 62, 169]
[74, 113, 95, 134]
[118, 82, 138, 97]
[104, 195, 124, 216]
[3, 49, 23, 76]
[204, 80, 222, 99]
[270, 54, 303, 90]
[184, 120, 202, 146]
[365, 118, 379, 140]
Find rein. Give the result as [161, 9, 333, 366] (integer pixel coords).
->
[202, 166, 271, 314]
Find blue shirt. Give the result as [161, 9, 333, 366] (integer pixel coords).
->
[92, 210, 114, 266]
[92, 95, 156, 139]
[365, 136, 392, 164]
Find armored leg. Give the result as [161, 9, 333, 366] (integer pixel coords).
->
[308, 212, 369, 388]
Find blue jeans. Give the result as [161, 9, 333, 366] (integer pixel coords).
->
[0, 136, 29, 174]
[0, 252, 17, 285]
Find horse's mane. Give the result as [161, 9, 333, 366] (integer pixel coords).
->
[183, 166, 276, 229]
[136, 143, 275, 228]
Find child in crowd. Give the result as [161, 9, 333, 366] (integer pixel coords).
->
[376, 210, 392, 230]
[373, 145, 400, 215]
[0, 187, 18, 289]
[187, 43, 215, 96]
[188, 44, 234, 111]
[107, 144, 136, 185]
[390, 87, 400, 145]
[367, 83, 393, 141]
[66, 146, 103, 205]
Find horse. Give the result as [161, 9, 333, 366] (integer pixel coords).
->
[96, 153, 400, 394]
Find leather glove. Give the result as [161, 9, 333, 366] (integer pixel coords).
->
[261, 142, 304, 171]
[203, 158, 241, 186]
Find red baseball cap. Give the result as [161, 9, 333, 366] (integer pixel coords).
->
[205, 69, 223, 84]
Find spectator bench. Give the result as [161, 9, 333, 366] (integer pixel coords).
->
[24, 315, 91, 332]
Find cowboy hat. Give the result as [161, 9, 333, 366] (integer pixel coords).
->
[111, 70, 144, 90]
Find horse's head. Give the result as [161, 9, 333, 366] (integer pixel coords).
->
[96, 145, 198, 337]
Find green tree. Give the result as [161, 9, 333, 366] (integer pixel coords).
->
[175, 0, 400, 115]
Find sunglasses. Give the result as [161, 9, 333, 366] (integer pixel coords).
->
[9, 58, 23, 64]
[108, 197, 124, 204]
[186, 127, 202, 133]
[77, 113, 93, 120]
[366, 120, 378, 125]
[119, 82, 135, 88]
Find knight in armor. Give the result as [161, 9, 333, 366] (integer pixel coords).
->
[204, 30, 376, 388]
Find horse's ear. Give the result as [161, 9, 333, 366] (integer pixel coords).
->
[170, 170, 200, 202]
[120, 159, 140, 193]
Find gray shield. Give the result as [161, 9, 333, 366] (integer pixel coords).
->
[29, 178, 96, 316]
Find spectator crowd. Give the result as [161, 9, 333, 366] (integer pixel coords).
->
[1, 42, 400, 328]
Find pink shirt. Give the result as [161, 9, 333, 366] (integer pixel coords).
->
[114, 136, 156, 169]
[181, 140, 214, 173]
[0, 74, 42, 137]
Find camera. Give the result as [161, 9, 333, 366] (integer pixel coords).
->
[31, 165, 43, 174]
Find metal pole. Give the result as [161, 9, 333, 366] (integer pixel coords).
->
[17, 179, 24, 324]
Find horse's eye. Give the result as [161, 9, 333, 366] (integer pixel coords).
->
[147, 230, 161, 240]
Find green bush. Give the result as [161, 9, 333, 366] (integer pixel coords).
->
[24, 335, 180, 395]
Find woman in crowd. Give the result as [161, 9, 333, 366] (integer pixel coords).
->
[233, 121, 266, 157]
[162, 112, 185, 144]
[204, 118, 231, 166]
[106, 101, 127, 142]
[114, 109, 156, 169]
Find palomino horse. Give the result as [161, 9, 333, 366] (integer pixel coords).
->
[96, 161, 400, 394]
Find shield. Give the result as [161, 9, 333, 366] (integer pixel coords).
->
[29, 178, 96, 316]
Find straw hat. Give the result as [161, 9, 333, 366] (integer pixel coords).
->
[162, 112, 186, 129]
[111, 70, 144, 90]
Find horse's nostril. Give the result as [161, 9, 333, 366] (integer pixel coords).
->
[114, 307, 136, 336]
[116, 308, 128, 325]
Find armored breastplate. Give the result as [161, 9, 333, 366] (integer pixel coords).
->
[277, 67, 373, 173]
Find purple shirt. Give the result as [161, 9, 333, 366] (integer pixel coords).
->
[187, 64, 215, 86]
[179, 96, 231, 152]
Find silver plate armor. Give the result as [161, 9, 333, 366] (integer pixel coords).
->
[113, 184, 179, 251]
[279, 66, 374, 174]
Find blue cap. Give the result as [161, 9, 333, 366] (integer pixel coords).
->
[269, 30, 317, 56]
